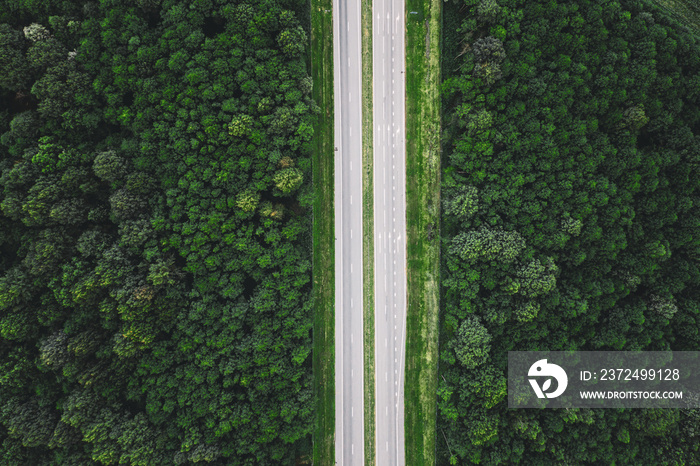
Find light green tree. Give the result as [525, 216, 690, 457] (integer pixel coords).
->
[278, 27, 306, 56]
[236, 189, 260, 212]
[228, 114, 253, 137]
[477, 0, 500, 22]
[514, 300, 540, 322]
[443, 185, 478, 219]
[453, 315, 491, 369]
[273, 167, 304, 194]
[515, 258, 558, 298]
[450, 226, 525, 263]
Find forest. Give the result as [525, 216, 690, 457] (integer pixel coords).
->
[0, 0, 315, 464]
[5, 0, 700, 463]
[439, 0, 700, 463]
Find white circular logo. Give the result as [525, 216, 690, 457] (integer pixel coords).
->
[528, 359, 568, 399]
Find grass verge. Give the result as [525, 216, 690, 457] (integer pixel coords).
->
[404, 0, 442, 464]
[311, 0, 335, 464]
[361, 0, 375, 464]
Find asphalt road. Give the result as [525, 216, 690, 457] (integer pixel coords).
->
[333, 0, 365, 463]
[372, 0, 407, 464]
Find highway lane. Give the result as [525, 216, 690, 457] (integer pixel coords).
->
[372, 0, 406, 464]
[333, 0, 365, 464]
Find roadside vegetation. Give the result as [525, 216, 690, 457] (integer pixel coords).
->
[311, 0, 335, 464]
[404, 0, 442, 464]
[440, 0, 700, 463]
[361, 0, 376, 463]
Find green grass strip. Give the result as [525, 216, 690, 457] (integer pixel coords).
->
[361, 0, 376, 464]
[311, 0, 335, 464]
[404, 0, 442, 464]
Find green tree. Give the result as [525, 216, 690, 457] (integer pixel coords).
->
[273, 167, 304, 194]
[93, 150, 128, 183]
[443, 185, 479, 219]
[235, 188, 260, 212]
[278, 27, 306, 57]
[0, 24, 32, 91]
[453, 315, 491, 369]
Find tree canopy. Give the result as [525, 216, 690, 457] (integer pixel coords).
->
[440, 0, 700, 463]
[0, 0, 315, 464]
